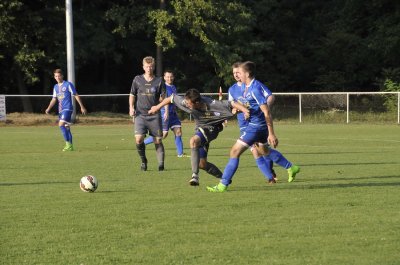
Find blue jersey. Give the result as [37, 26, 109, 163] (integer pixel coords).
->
[233, 79, 272, 129]
[52, 81, 77, 113]
[161, 84, 178, 116]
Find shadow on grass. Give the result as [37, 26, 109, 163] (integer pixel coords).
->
[232, 179, 400, 192]
[0, 181, 75, 186]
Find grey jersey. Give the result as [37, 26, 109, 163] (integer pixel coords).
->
[171, 94, 233, 129]
[130, 75, 166, 116]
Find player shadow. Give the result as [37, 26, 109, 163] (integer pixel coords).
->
[233, 179, 400, 192]
[0, 181, 74, 186]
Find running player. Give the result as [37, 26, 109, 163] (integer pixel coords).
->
[45, 68, 87, 151]
[207, 61, 300, 192]
[143, 70, 185, 157]
[129, 56, 166, 171]
[148, 88, 249, 186]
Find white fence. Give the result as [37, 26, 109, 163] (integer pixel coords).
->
[2, 92, 400, 124]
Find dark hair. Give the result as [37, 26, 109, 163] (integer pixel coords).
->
[185, 88, 201, 104]
[164, 69, 174, 75]
[53, 68, 63, 75]
[240, 61, 256, 78]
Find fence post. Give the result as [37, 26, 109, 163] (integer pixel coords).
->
[299, 93, 302, 123]
[346, 93, 350, 124]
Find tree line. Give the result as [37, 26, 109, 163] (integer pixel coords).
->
[1, 0, 399, 103]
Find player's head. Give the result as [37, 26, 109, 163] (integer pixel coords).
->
[142, 56, 155, 75]
[184, 88, 202, 110]
[231, 62, 242, 83]
[53, 69, 64, 83]
[163, 69, 174, 85]
[238, 61, 256, 82]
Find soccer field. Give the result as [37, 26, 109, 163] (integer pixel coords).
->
[1, 123, 399, 264]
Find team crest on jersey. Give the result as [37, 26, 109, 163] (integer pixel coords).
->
[62, 87, 66, 92]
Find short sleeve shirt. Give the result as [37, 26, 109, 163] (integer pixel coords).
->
[130, 75, 166, 116]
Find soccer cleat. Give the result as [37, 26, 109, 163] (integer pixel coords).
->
[177, 153, 190, 158]
[158, 165, 164, 171]
[268, 178, 276, 185]
[141, 162, 147, 171]
[287, 165, 300, 183]
[206, 182, 227, 192]
[272, 170, 278, 181]
[189, 174, 199, 186]
[62, 143, 74, 152]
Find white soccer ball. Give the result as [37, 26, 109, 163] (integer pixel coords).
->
[80, 175, 98, 192]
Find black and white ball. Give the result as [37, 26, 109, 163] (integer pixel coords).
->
[80, 175, 98, 192]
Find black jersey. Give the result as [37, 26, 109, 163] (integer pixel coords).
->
[130, 75, 166, 116]
[171, 94, 234, 129]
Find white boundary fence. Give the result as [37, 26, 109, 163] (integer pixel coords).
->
[2, 91, 400, 124]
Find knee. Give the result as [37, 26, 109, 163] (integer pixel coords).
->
[199, 159, 207, 169]
[189, 136, 199, 148]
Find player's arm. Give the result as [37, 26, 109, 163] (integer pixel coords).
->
[45, 98, 57, 114]
[230, 101, 250, 120]
[148, 95, 173, 114]
[74, 94, 87, 114]
[129, 94, 135, 117]
[260, 104, 278, 148]
[267, 94, 275, 107]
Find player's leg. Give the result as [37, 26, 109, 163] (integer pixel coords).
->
[199, 143, 222, 178]
[172, 126, 184, 157]
[169, 114, 184, 157]
[144, 136, 154, 145]
[267, 148, 300, 182]
[134, 115, 148, 171]
[188, 134, 202, 185]
[148, 115, 165, 171]
[251, 144, 276, 184]
[59, 110, 73, 151]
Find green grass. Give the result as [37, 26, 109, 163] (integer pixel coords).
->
[1, 123, 399, 265]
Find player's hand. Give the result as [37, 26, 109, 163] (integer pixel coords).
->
[129, 108, 135, 117]
[243, 110, 250, 120]
[80, 107, 87, 115]
[148, 106, 159, 115]
[45, 108, 50, 115]
[268, 135, 278, 148]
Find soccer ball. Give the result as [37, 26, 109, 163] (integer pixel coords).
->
[80, 175, 98, 192]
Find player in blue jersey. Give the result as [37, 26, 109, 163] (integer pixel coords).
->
[148, 88, 249, 186]
[229, 62, 299, 184]
[207, 61, 300, 192]
[45, 69, 87, 151]
[143, 70, 185, 157]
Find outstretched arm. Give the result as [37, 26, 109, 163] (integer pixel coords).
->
[148, 96, 173, 114]
[230, 101, 250, 120]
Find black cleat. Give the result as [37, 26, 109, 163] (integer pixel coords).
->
[158, 165, 164, 171]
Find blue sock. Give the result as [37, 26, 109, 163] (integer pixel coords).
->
[221, 158, 239, 186]
[60, 126, 69, 142]
[67, 127, 72, 143]
[268, 149, 292, 169]
[175, 135, 183, 155]
[144, 137, 154, 145]
[256, 157, 274, 180]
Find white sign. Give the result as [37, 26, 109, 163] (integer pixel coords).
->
[0, 95, 6, 121]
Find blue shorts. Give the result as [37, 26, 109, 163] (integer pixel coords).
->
[238, 125, 268, 147]
[59, 110, 73, 124]
[163, 113, 181, 131]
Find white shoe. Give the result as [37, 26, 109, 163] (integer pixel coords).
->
[189, 174, 199, 186]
